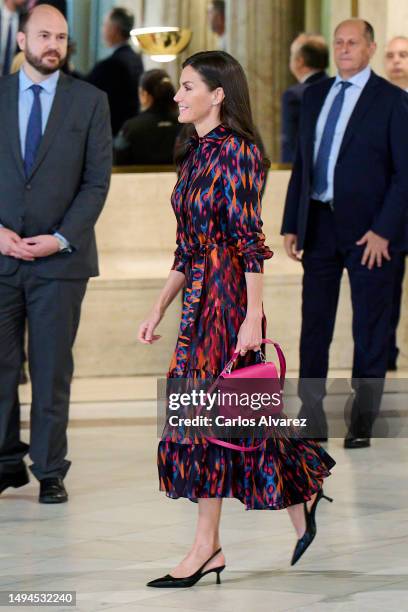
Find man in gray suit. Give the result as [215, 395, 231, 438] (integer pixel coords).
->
[0, 4, 112, 503]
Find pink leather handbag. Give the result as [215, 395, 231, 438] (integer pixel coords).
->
[205, 339, 286, 452]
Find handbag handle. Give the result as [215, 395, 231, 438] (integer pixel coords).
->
[221, 339, 286, 389]
[205, 339, 286, 398]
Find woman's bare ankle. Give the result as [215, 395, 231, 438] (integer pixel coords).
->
[191, 540, 222, 556]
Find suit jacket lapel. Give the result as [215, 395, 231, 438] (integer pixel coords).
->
[3, 73, 26, 179]
[308, 78, 334, 129]
[28, 72, 73, 179]
[337, 71, 381, 160]
[305, 77, 334, 169]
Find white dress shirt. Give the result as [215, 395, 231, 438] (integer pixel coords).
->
[311, 65, 372, 202]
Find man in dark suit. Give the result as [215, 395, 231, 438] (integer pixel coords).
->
[384, 36, 408, 371]
[87, 6, 143, 137]
[281, 19, 408, 448]
[0, 4, 112, 502]
[281, 33, 329, 163]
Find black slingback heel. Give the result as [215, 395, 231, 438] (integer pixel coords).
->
[291, 489, 333, 566]
[147, 547, 225, 588]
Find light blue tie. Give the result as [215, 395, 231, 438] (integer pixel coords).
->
[24, 85, 43, 178]
[313, 81, 352, 196]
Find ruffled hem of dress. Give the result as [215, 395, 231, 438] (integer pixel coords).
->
[157, 437, 335, 511]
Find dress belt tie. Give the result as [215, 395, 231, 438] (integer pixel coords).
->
[172, 241, 235, 377]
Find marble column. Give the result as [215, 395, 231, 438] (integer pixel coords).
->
[69, 0, 92, 73]
[226, 0, 304, 162]
[305, 0, 322, 33]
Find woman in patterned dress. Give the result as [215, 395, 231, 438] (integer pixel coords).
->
[138, 51, 336, 588]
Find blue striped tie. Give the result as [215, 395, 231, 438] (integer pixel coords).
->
[313, 81, 352, 196]
[24, 85, 43, 178]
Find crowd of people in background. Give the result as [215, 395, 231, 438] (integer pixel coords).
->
[3, 2, 407, 172]
[0, 1, 229, 166]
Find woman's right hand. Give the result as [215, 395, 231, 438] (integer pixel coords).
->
[137, 308, 163, 344]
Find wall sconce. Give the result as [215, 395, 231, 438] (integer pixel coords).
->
[130, 26, 192, 63]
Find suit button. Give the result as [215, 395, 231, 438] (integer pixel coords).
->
[25, 184, 32, 190]
[19, 215, 24, 221]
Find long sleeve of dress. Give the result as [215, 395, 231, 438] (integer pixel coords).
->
[171, 226, 190, 274]
[221, 136, 273, 273]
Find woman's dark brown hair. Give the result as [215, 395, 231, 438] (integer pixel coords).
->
[139, 69, 178, 117]
[174, 50, 270, 169]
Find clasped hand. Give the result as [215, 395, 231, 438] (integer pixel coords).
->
[235, 314, 262, 357]
[0, 228, 59, 260]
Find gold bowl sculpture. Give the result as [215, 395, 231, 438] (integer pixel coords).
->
[130, 27, 192, 62]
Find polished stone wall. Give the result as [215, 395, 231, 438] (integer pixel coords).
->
[74, 1, 408, 160]
[226, 0, 304, 162]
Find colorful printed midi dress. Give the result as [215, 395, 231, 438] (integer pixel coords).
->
[157, 124, 335, 510]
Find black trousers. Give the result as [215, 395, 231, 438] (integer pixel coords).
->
[298, 201, 396, 438]
[0, 264, 87, 480]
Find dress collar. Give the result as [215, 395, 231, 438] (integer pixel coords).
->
[190, 123, 230, 148]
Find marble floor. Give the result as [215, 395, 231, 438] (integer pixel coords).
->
[1, 386, 408, 612]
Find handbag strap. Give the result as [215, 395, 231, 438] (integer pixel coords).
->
[205, 436, 266, 452]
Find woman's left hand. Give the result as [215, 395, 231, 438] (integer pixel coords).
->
[235, 314, 262, 356]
